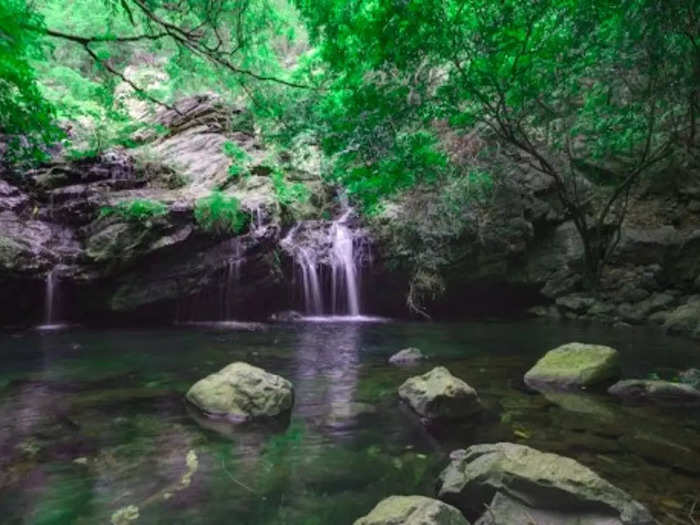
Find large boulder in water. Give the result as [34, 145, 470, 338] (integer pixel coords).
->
[186, 362, 294, 421]
[398, 366, 481, 420]
[437, 443, 655, 525]
[524, 342, 620, 389]
[608, 379, 700, 405]
[354, 495, 469, 525]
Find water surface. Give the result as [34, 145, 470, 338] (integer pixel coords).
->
[1, 320, 699, 524]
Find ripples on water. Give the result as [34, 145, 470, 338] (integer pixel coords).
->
[0, 320, 699, 524]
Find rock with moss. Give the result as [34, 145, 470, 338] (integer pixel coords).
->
[398, 366, 481, 420]
[662, 300, 700, 339]
[354, 495, 469, 525]
[524, 342, 621, 389]
[608, 379, 700, 405]
[438, 443, 655, 525]
[389, 347, 426, 365]
[186, 362, 294, 421]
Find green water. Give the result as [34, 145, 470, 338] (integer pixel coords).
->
[1, 320, 699, 524]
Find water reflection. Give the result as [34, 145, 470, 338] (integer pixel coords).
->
[293, 322, 363, 434]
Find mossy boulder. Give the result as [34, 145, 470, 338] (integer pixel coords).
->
[438, 443, 654, 525]
[524, 342, 621, 389]
[398, 366, 481, 420]
[354, 495, 469, 525]
[186, 362, 294, 421]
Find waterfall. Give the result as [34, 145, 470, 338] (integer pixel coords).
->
[222, 239, 243, 320]
[45, 270, 56, 324]
[281, 208, 365, 317]
[297, 247, 324, 314]
[330, 211, 360, 316]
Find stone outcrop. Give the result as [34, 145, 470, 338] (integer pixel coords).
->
[524, 342, 621, 389]
[398, 366, 481, 420]
[437, 443, 655, 525]
[186, 362, 294, 421]
[354, 496, 469, 525]
[0, 94, 331, 324]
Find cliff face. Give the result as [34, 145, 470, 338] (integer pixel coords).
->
[369, 161, 700, 337]
[0, 95, 332, 325]
[1, 95, 699, 336]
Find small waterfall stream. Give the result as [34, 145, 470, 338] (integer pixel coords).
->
[45, 270, 56, 325]
[282, 208, 368, 318]
[221, 239, 243, 320]
[39, 269, 66, 329]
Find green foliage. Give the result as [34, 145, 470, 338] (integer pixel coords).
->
[99, 199, 168, 223]
[0, 0, 62, 162]
[194, 191, 249, 234]
[271, 168, 310, 206]
[222, 140, 250, 179]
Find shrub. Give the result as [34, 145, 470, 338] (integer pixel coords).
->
[194, 191, 248, 234]
[99, 199, 168, 223]
[222, 141, 250, 179]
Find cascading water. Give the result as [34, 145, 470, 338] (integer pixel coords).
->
[45, 270, 56, 324]
[38, 269, 66, 329]
[221, 239, 243, 320]
[330, 211, 360, 316]
[281, 207, 369, 318]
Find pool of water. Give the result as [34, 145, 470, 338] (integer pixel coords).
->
[0, 319, 699, 524]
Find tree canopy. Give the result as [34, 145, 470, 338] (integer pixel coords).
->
[1, 0, 699, 284]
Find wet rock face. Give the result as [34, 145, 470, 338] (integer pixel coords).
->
[0, 95, 294, 324]
[524, 342, 621, 390]
[398, 366, 481, 420]
[608, 379, 700, 406]
[186, 362, 294, 421]
[353, 495, 469, 525]
[438, 443, 655, 525]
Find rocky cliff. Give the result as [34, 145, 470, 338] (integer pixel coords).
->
[1, 95, 699, 338]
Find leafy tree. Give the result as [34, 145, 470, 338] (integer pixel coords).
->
[0, 0, 62, 162]
[295, 0, 699, 287]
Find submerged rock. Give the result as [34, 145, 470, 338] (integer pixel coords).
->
[354, 495, 469, 525]
[186, 362, 294, 421]
[679, 368, 700, 389]
[524, 342, 620, 389]
[620, 432, 700, 474]
[398, 366, 481, 420]
[437, 442, 655, 525]
[608, 379, 700, 405]
[268, 310, 303, 322]
[388, 347, 426, 365]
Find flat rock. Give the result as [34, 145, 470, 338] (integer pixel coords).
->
[524, 342, 620, 389]
[186, 362, 294, 421]
[354, 495, 469, 525]
[398, 366, 481, 420]
[608, 379, 700, 405]
[437, 442, 654, 525]
[389, 347, 426, 365]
